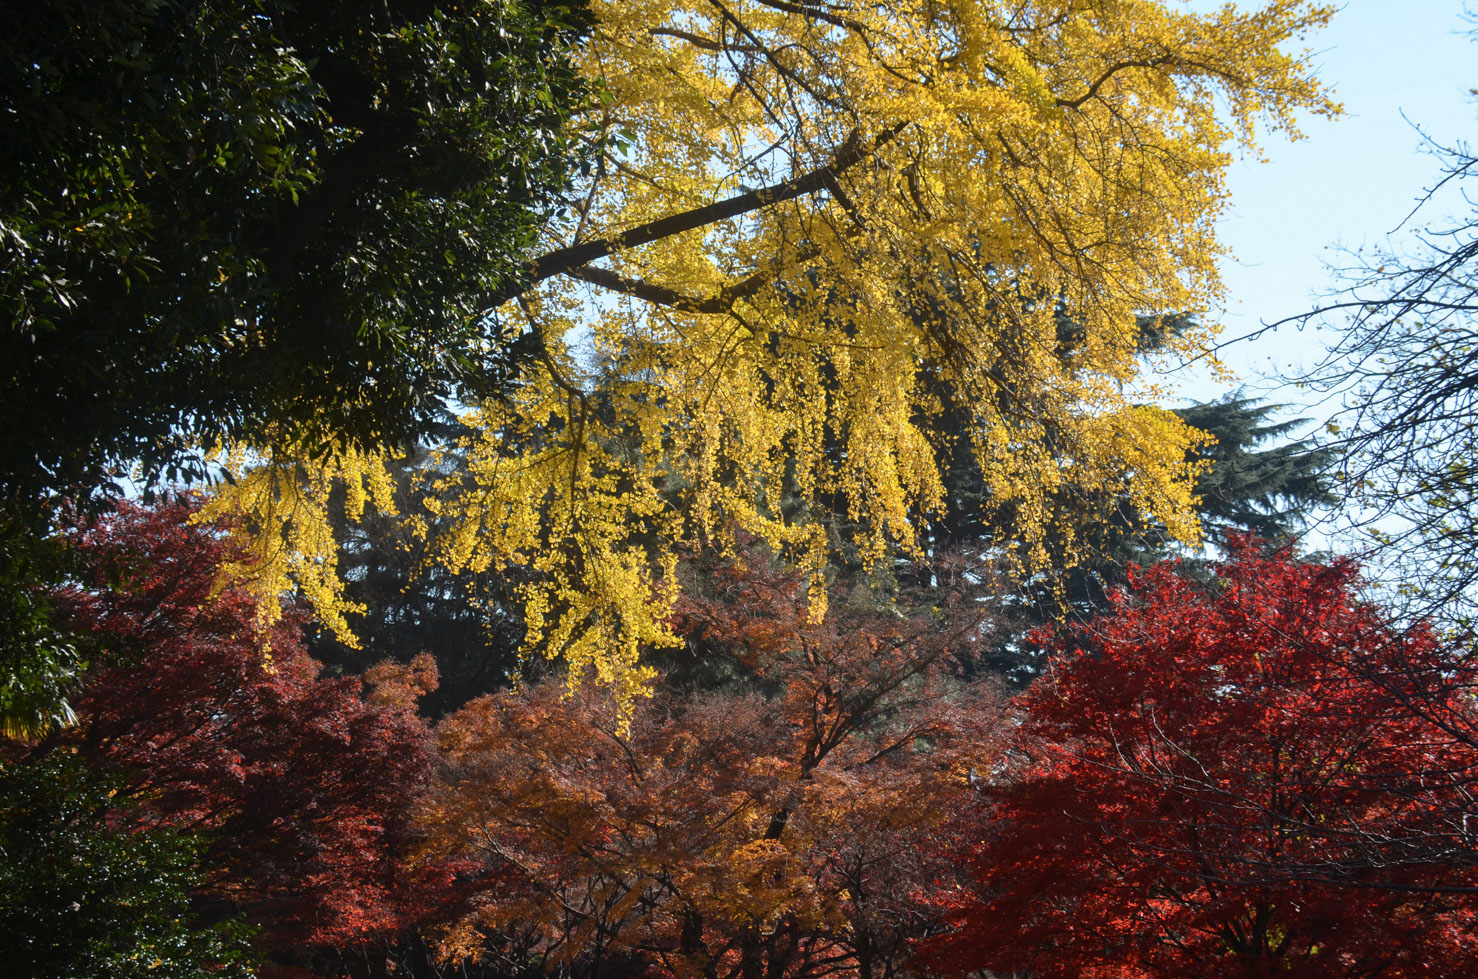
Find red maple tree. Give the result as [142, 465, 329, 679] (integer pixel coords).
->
[925, 540, 1478, 978]
[51, 499, 440, 973]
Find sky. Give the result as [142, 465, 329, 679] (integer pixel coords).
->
[1172, 0, 1475, 411]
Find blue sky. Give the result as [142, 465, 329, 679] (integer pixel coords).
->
[1173, 0, 1475, 409]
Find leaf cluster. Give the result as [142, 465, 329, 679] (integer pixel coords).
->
[0, 0, 593, 502]
[0, 754, 256, 979]
[420, 553, 1005, 977]
[39, 499, 440, 972]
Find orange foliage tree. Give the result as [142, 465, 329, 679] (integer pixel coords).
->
[419, 555, 1005, 978]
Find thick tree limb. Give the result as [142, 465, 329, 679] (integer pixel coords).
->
[566, 266, 730, 314]
[486, 123, 908, 310]
[567, 236, 828, 314]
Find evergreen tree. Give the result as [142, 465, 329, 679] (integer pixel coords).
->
[969, 393, 1338, 683]
[0, 756, 255, 979]
[1, 0, 592, 502]
[1179, 395, 1339, 543]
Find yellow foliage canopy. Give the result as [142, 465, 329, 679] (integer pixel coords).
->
[207, 0, 1337, 711]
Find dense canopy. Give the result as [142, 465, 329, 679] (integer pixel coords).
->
[0, 0, 591, 500]
[13, 5, 1478, 978]
[930, 542, 1478, 978]
[209, 0, 1339, 706]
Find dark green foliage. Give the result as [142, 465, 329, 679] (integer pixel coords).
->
[1179, 394, 1339, 543]
[963, 394, 1337, 683]
[1, 0, 590, 732]
[0, 754, 254, 979]
[0, 522, 80, 738]
[0, 0, 591, 501]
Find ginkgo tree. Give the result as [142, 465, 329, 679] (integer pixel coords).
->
[209, 0, 1339, 708]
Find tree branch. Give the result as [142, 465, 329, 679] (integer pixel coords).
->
[567, 265, 730, 314]
[567, 236, 829, 314]
[486, 123, 909, 310]
[1056, 54, 1175, 110]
